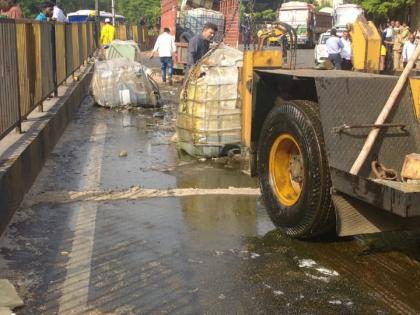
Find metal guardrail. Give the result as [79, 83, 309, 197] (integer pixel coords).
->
[0, 20, 21, 138]
[0, 20, 157, 142]
[0, 19, 97, 141]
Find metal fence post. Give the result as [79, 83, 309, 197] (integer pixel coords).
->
[52, 22, 58, 97]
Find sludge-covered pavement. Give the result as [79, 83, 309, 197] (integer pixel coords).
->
[1, 83, 420, 315]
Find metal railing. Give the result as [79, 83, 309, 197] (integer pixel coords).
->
[0, 20, 21, 139]
[0, 19, 96, 140]
[0, 20, 157, 141]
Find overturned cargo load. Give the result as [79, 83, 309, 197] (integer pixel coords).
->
[92, 40, 160, 108]
[177, 45, 243, 158]
[91, 58, 159, 108]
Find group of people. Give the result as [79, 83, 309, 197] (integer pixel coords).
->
[327, 20, 419, 72]
[0, 0, 21, 18]
[150, 22, 218, 85]
[0, 0, 67, 22]
[326, 29, 353, 70]
[381, 20, 419, 71]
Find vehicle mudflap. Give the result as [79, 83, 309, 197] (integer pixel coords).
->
[333, 192, 420, 236]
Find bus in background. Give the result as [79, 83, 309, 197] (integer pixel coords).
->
[67, 10, 126, 25]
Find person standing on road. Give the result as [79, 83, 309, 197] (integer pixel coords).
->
[393, 27, 403, 71]
[380, 42, 387, 72]
[279, 34, 289, 64]
[326, 28, 343, 70]
[35, 1, 54, 21]
[150, 27, 176, 85]
[415, 26, 420, 45]
[384, 21, 394, 71]
[402, 34, 417, 69]
[241, 14, 252, 50]
[340, 31, 352, 70]
[100, 18, 116, 47]
[187, 22, 218, 69]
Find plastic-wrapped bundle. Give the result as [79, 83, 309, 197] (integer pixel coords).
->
[183, 8, 225, 42]
[177, 45, 243, 158]
[105, 40, 142, 62]
[91, 58, 159, 107]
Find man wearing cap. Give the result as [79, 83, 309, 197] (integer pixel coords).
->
[100, 18, 116, 46]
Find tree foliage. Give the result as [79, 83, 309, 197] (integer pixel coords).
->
[252, 9, 276, 22]
[353, 0, 415, 18]
[116, 0, 160, 24]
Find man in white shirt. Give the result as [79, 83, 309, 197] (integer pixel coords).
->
[51, 1, 67, 22]
[150, 28, 176, 85]
[402, 34, 417, 68]
[340, 31, 352, 70]
[326, 29, 344, 70]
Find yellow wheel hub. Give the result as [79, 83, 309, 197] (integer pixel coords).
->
[269, 133, 304, 207]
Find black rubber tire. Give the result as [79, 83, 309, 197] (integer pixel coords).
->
[257, 100, 335, 239]
[179, 30, 194, 43]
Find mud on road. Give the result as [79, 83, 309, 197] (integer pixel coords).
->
[1, 59, 420, 315]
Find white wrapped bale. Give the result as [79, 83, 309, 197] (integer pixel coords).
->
[91, 58, 158, 108]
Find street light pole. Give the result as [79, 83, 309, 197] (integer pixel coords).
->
[112, 0, 115, 25]
[95, 0, 100, 47]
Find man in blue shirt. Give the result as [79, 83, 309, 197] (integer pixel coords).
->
[326, 28, 344, 70]
[35, 1, 54, 21]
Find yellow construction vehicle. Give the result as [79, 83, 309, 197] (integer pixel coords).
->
[256, 23, 288, 48]
[241, 17, 420, 239]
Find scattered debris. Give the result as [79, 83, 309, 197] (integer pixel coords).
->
[298, 259, 317, 268]
[297, 258, 339, 283]
[119, 151, 128, 158]
[0, 307, 15, 315]
[0, 280, 24, 314]
[170, 133, 178, 143]
[316, 267, 339, 277]
[263, 283, 272, 289]
[304, 272, 329, 283]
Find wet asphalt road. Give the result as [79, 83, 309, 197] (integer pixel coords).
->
[1, 51, 420, 315]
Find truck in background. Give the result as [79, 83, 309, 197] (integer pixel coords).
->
[333, 4, 364, 34]
[160, 0, 240, 72]
[278, 1, 332, 48]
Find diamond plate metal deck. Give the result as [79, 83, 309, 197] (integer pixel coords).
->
[315, 75, 420, 177]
